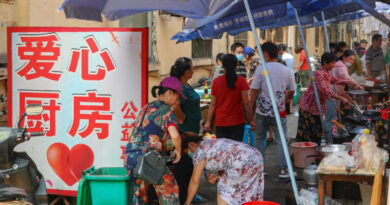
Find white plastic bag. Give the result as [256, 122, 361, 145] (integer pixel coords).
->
[299, 188, 318, 205]
[323, 151, 356, 170]
[299, 188, 341, 205]
[352, 130, 388, 172]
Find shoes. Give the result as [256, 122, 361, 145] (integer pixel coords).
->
[192, 195, 207, 203]
[278, 169, 297, 179]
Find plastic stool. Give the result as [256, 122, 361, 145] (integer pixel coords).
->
[243, 125, 268, 147]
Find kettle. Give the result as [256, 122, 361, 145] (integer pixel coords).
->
[303, 164, 318, 185]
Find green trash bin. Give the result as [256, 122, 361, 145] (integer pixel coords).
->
[77, 166, 134, 205]
[294, 83, 301, 105]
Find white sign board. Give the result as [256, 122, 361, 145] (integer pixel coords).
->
[8, 27, 148, 195]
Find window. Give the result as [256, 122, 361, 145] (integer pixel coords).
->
[260, 30, 266, 40]
[315, 27, 319, 47]
[234, 31, 248, 46]
[275, 27, 284, 43]
[192, 39, 212, 58]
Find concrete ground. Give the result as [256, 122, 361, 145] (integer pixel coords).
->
[197, 107, 301, 205]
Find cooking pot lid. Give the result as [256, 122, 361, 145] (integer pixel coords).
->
[350, 126, 366, 134]
[347, 90, 368, 95]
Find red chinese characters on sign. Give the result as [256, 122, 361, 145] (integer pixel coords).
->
[120, 146, 126, 160]
[19, 92, 61, 136]
[68, 92, 113, 139]
[120, 101, 139, 159]
[17, 34, 61, 81]
[121, 101, 138, 121]
[68, 36, 116, 81]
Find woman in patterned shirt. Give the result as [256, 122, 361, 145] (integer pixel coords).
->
[296, 52, 355, 144]
[124, 77, 183, 205]
[183, 133, 264, 205]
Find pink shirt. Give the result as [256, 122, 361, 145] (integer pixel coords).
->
[332, 60, 358, 94]
[299, 68, 348, 116]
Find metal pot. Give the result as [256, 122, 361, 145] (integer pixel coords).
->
[347, 90, 369, 106]
[303, 165, 318, 185]
[319, 144, 352, 157]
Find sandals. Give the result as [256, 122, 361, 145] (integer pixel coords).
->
[192, 194, 207, 203]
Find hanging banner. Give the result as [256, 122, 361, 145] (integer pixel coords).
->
[7, 27, 148, 196]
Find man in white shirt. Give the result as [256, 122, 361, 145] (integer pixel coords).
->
[250, 42, 296, 178]
[278, 44, 294, 72]
[278, 44, 296, 114]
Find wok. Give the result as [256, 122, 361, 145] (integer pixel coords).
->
[345, 108, 381, 123]
[347, 89, 385, 107]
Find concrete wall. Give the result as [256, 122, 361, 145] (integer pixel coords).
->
[0, 2, 17, 62]
[28, 0, 118, 27]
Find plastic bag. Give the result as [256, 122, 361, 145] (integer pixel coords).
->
[364, 147, 389, 172]
[323, 151, 356, 171]
[351, 130, 388, 172]
[299, 188, 318, 205]
[299, 188, 341, 205]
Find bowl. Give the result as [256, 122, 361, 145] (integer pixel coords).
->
[319, 144, 351, 157]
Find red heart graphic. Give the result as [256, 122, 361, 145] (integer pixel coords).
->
[69, 144, 95, 180]
[47, 143, 94, 186]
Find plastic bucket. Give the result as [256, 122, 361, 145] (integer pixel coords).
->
[294, 83, 301, 105]
[291, 142, 318, 168]
[242, 201, 280, 205]
[85, 167, 133, 205]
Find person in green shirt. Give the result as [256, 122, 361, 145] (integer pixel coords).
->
[170, 57, 201, 133]
[349, 53, 365, 75]
[170, 57, 205, 204]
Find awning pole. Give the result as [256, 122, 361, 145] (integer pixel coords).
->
[351, 20, 355, 49]
[322, 11, 342, 126]
[243, 0, 300, 203]
[321, 11, 331, 52]
[293, 7, 330, 144]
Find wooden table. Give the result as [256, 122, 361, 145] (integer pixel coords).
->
[316, 161, 376, 205]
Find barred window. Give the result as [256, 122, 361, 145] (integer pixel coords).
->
[192, 39, 212, 58]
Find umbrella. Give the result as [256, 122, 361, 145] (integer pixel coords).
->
[173, 0, 377, 42]
[58, 0, 300, 22]
[58, 0, 235, 21]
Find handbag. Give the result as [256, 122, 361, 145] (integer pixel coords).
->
[133, 105, 169, 185]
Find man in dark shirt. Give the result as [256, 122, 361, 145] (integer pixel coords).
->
[218, 42, 248, 78]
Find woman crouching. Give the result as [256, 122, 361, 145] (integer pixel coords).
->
[183, 132, 264, 205]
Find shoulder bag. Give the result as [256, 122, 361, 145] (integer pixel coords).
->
[133, 105, 170, 185]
